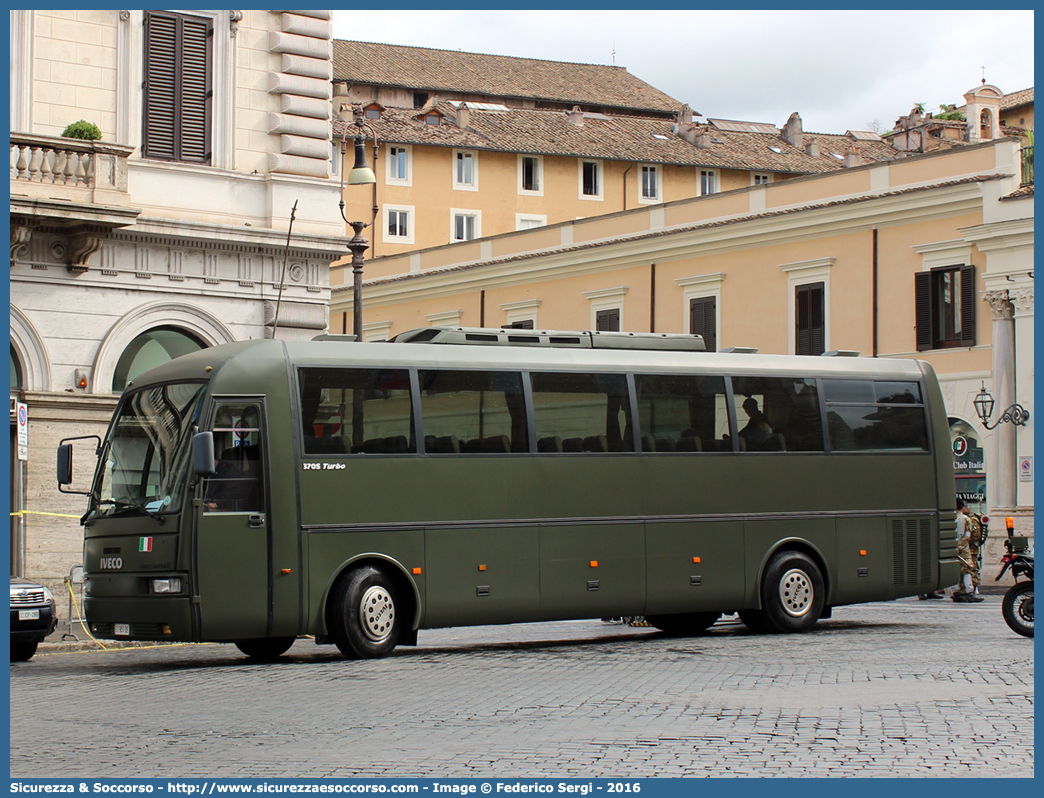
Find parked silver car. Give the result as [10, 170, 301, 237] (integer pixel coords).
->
[10, 577, 57, 662]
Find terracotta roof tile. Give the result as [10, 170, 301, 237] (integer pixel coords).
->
[333, 40, 682, 115]
[334, 106, 900, 174]
[1000, 87, 1034, 111]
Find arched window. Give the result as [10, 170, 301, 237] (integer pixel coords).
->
[11, 345, 23, 389]
[112, 327, 206, 392]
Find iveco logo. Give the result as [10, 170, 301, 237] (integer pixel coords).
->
[99, 557, 123, 570]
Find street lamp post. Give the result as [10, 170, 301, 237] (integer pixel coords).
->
[338, 107, 378, 338]
[973, 381, 1030, 429]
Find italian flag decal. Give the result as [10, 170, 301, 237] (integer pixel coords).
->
[139, 537, 153, 553]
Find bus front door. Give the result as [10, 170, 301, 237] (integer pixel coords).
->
[195, 400, 270, 640]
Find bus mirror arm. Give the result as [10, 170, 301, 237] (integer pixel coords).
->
[191, 432, 217, 482]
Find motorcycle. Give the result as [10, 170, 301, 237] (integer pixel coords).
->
[995, 517, 1034, 638]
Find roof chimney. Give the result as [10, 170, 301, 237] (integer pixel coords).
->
[455, 102, 471, 130]
[804, 140, 820, 158]
[566, 106, 584, 126]
[782, 112, 803, 148]
[843, 145, 862, 168]
[677, 104, 694, 126]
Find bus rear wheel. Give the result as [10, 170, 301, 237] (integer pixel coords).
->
[759, 550, 825, 633]
[647, 612, 720, 636]
[234, 637, 296, 660]
[327, 565, 402, 659]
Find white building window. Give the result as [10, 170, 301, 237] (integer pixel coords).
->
[515, 214, 547, 231]
[752, 173, 773, 186]
[584, 286, 628, 330]
[451, 209, 481, 242]
[454, 149, 478, 190]
[699, 169, 718, 196]
[500, 298, 542, 329]
[518, 154, 544, 195]
[386, 144, 411, 185]
[579, 159, 603, 200]
[639, 164, 661, 203]
[383, 205, 415, 245]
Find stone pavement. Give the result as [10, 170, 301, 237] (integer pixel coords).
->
[11, 595, 1033, 778]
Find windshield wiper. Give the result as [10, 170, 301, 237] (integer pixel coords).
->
[100, 499, 166, 524]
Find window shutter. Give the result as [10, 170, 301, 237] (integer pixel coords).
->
[689, 296, 716, 352]
[178, 16, 212, 164]
[596, 309, 620, 332]
[143, 11, 212, 164]
[795, 283, 824, 356]
[959, 265, 976, 346]
[143, 12, 178, 161]
[914, 271, 932, 351]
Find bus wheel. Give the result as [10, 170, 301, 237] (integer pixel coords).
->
[328, 565, 402, 659]
[760, 550, 825, 633]
[647, 612, 720, 636]
[234, 637, 296, 661]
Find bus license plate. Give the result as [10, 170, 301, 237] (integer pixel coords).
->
[114, 623, 130, 636]
[18, 610, 39, 621]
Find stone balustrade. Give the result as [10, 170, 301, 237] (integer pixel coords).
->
[10, 133, 135, 207]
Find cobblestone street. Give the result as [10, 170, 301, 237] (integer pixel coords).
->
[10, 595, 1033, 778]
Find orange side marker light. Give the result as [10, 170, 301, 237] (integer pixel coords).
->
[859, 550, 867, 557]
[693, 557, 701, 563]
[478, 564, 487, 572]
[589, 560, 598, 568]
[281, 568, 292, 574]
[412, 567, 422, 575]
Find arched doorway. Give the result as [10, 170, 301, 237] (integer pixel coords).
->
[112, 327, 207, 393]
[949, 417, 986, 514]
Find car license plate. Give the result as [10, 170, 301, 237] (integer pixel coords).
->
[18, 609, 39, 621]
[114, 623, 130, 636]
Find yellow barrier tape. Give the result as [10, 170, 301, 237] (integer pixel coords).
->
[64, 579, 109, 650]
[10, 510, 80, 518]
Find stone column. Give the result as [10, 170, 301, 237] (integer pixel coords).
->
[982, 290, 1016, 510]
[1010, 286, 1034, 514]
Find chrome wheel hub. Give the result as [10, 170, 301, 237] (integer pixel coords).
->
[359, 585, 395, 642]
[778, 568, 813, 617]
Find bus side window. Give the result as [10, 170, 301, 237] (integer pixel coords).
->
[418, 370, 528, 454]
[204, 404, 264, 512]
[531, 372, 633, 453]
[298, 368, 414, 455]
[823, 379, 929, 452]
[635, 374, 730, 452]
[731, 377, 824, 452]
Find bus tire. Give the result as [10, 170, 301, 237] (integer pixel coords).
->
[647, 612, 720, 636]
[234, 637, 295, 660]
[328, 565, 402, 659]
[760, 550, 825, 633]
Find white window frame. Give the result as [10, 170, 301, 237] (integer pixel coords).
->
[579, 159, 604, 201]
[583, 286, 628, 330]
[450, 209, 482, 242]
[751, 172, 773, 186]
[518, 154, 544, 196]
[639, 164, 661, 204]
[676, 273, 726, 351]
[515, 214, 547, 231]
[453, 149, 478, 191]
[779, 258, 834, 355]
[500, 299, 542, 329]
[698, 169, 718, 196]
[383, 204, 415, 245]
[386, 144, 412, 186]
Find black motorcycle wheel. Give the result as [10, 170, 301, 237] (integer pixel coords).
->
[1001, 581, 1034, 638]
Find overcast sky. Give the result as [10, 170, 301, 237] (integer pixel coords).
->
[331, 9, 1034, 134]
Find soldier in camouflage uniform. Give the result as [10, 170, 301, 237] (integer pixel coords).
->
[953, 499, 985, 603]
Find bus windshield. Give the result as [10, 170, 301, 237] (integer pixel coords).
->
[90, 383, 207, 519]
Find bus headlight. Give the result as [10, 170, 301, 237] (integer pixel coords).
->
[149, 578, 182, 594]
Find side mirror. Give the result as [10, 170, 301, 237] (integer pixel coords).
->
[57, 443, 73, 486]
[192, 431, 217, 476]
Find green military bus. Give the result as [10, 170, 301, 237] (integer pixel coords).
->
[58, 327, 960, 660]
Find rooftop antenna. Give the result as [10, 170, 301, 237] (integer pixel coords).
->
[981, 65, 986, 85]
[611, 41, 616, 65]
[272, 199, 298, 337]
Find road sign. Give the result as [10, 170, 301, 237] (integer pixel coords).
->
[16, 400, 28, 461]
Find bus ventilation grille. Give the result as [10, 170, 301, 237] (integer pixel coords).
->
[891, 518, 932, 586]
